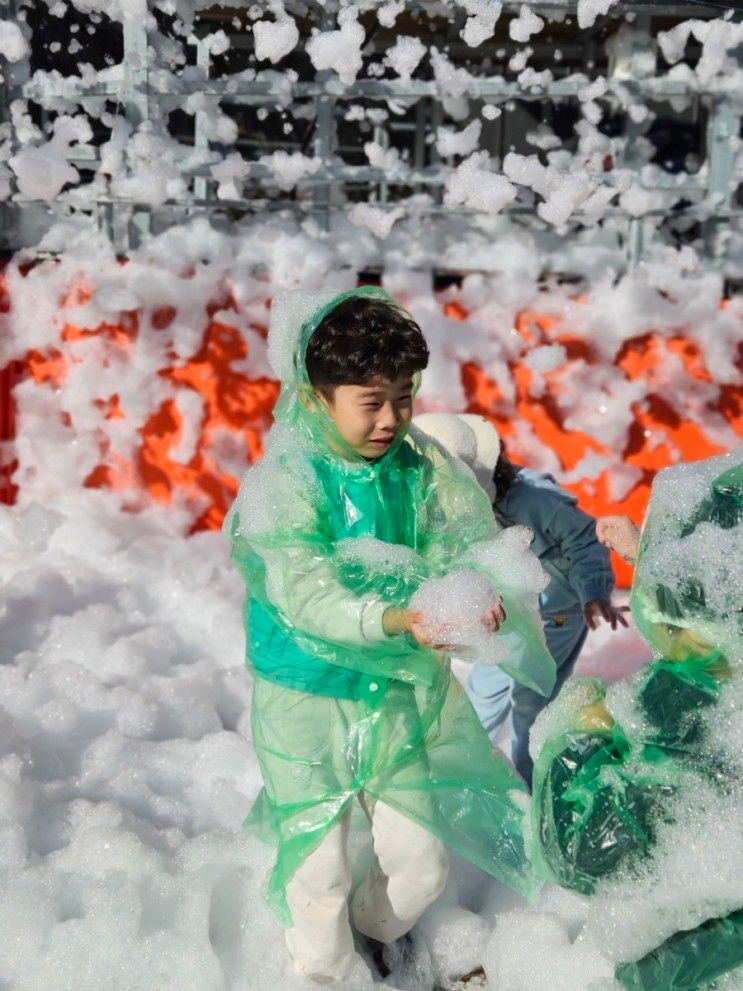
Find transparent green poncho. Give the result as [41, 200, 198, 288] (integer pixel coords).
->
[529, 453, 743, 991]
[226, 286, 557, 921]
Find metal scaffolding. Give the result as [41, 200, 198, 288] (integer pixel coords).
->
[1, 0, 741, 270]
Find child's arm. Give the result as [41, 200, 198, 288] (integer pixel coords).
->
[596, 515, 641, 563]
[237, 534, 395, 647]
[228, 463, 444, 686]
[541, 498, 621, 623]
[234, 535, 444, 687]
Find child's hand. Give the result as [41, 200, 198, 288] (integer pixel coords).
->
[406, 611, 456, 652]
[483, 597, 506, 632]
[383, 607, 454, 651]
[595, 515, 641, 563]
[583, 599, 630, 631]
[576, 698, 615, 732]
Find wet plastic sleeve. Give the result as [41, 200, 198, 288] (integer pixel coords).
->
[258, 542, 391, 646]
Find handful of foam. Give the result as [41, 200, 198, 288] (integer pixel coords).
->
[410, 568, 507, 665]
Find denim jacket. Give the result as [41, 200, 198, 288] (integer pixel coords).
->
[496, 467, 614, 617]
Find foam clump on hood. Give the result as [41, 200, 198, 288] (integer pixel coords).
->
[266, 288, 341, 384]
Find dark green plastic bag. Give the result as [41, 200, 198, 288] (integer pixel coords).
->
[530, 658, 712, 895]
[616, 909, 743, 991]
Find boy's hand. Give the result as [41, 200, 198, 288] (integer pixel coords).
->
[483, 598, 506, 632]
[596, 515, 641, 563]
[583, 599, 630, 631]
[383, 607, 454, 651]
[407, 611, 456, 652]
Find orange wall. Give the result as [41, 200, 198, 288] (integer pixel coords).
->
[2, 277, 741, 587]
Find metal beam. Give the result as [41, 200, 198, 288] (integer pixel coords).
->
[22, 73, 740, 106]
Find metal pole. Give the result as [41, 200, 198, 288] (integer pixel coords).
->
[628, 217, 645, 267]
[0, 0, 24, 248]
[191, 34, 211, 204]
[703, 98, 736, 259]
[372, 123, 389, 205]
[312, 8, 338, 229]
[617, 13, 651, 268]
[122, 0, 151, 250]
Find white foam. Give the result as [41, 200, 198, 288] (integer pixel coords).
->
[262, 150, 321, 191]
[444, 152, 518, 213]
[0, 20, 31, 62]
[410, 569, 508, 665]
[509, 5, 545, 42]
[305, 12, 365, 85]
[578, 0, 620, 30]
[385, 35, 426, 80]
[460, 0, 502, 47]
[211, 151, 250, 200]
[348, 202, 404, 240]
[436, 120, 482, 158]
[523, 343, 567, 373]
[10, 138, 81, 201]
[253, 16, 299, 63]
[484, 910, 619, 990]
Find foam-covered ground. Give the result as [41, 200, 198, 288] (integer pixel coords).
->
[3, 486, 697, 991]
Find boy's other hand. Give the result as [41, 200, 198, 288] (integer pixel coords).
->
[596, 515, 641, 563]
[483, 598, 506, 632]
[583, 599, 630, 631]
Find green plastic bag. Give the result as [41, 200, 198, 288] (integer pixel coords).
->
[530, 657, 716, 895]
[631, 461, 743, 665]
[531, 454, 742, 987]
[227, 287, 556, 919]
[616, 909, 743, 991]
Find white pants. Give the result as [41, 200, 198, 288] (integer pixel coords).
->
[284, 797, 449, 982]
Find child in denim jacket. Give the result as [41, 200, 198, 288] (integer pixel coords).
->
[415, 413, 627, 786]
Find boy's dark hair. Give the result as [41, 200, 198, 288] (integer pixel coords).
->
[493, 452, 517, 506]
[305, 296, 429, 393]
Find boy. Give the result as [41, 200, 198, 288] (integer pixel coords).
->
[414, 413, 627, 786]
[226, 287, 554, 983]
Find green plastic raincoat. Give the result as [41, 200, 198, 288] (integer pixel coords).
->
[226, 286, 556, 921]
[528, 454, 742, 991]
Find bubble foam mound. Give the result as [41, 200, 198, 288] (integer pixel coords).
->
[410, 568, 507, 665]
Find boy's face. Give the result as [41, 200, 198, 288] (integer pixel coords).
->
[317, 375, 414, 459]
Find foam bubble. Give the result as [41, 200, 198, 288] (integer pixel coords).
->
[411, 569, 507, 664]
[253, 16, 299, 63]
